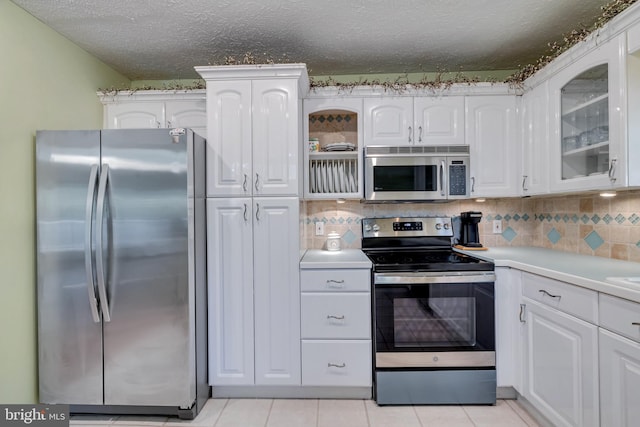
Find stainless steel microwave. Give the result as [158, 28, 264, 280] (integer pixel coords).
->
[364, 145, 470, 201]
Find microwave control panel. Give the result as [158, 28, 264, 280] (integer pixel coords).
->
[449, 162, 467, 196]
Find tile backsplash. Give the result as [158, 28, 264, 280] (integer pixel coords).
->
[302, 189, 640, 262]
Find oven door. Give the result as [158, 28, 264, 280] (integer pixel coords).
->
[365, 155, 445, 201]
[373, 271, 496, 369]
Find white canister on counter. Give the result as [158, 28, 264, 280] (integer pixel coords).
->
[326, 231, 341, 251]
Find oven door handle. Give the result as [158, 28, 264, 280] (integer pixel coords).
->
[374, 272, 496, 285]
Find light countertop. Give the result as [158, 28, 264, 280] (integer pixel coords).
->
[456, 246, 640, 303]
[300, 249, 372, 269]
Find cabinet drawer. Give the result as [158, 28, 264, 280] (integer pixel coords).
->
[600, 294, 640, 343]
[302, 340, 372, 386]
[522, 273, 598, 323]
[301, 293, 371, 339]
[300, 269, 370, 292]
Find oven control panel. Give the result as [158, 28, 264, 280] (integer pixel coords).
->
[362, 217, 453, 238]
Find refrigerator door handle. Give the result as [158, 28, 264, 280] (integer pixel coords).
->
[96, 163, 112, 322]
[84, 164, 101, 323]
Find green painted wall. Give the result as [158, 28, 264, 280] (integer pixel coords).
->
[0, 1, 129, 403]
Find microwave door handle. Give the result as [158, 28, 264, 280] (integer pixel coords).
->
[440, 160, 446, 197]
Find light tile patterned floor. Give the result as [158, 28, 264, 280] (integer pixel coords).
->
[70, 399, 541, 427]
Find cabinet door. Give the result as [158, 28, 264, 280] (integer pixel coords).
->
[105, 102, 164, 129]
[253, 197, 300, 385]
[364, 98, 413, 145]
[599, 328, 640, 427]
[206, 198, 254, 385]
[521, 81, 549, 195]
[414, 97, 465, 145]
[252, 79, 299, 196]
[166, 99, 207, 137]
[466, 95, 518, 197]
[206, 81, 252, 197]
[522, 299, 599, 427]
[548, 34, 625, 192]
[495, 268, 521, 389]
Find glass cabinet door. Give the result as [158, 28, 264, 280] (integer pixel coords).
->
[560, 64, 609, 180]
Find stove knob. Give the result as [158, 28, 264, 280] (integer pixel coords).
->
[364, 224, 372, 232]
[372, 224, 380, 232]
[435, 223, 442, 230]
[443, 223, 450, 230]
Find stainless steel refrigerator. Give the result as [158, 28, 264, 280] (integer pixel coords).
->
[36, 129, 208, 419]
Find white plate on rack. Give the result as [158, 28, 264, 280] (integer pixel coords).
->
[333, 161, 340, 193]
[349, 163, 356, 192]
[310, 162, 316, 193]
[328, 161, 334, 193]
[316, 162, 323, 193]
[339, 162, 345, 192]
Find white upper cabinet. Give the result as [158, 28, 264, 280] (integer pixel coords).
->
[100, 90, 206, 133]
[548, 34, 626, 192]
[466, 95, 518, 197]
[364, 97, 464, 146]
[521, 81, 549, 195]
[364, 98, 413, 145]
[303, 97, 364, 199]
[196, 64, 308, 198]
[414, 96, 465, 145]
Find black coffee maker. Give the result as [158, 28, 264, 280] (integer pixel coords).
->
[460, 211, 483, 248]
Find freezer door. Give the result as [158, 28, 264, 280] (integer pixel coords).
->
[36, 130, 103, 404]
[100, 129, 196, 407]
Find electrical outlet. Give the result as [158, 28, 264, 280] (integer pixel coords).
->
[492, 220, 503, 234]
[315, 221, 325, 236]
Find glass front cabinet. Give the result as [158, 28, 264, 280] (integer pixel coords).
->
[303, 98, 364, 199]
[549, 34, 626, 192]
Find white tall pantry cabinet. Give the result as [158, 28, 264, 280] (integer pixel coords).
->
[196, 65, 309, 390]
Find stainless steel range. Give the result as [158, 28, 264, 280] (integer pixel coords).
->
[362, 217, 496, 405]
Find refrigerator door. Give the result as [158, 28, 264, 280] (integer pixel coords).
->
[36, 130, 103, 404]
[100, 129, 195, 407]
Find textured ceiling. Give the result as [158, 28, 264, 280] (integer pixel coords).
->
[12, 0, 612, 80]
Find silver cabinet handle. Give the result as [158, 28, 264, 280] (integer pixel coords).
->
[84, 165, 101, 323]
[608, 158, 617, 183]
[328, 363, 346, 368]
[95, 164, 111, 322]
[167, 120, 173, 128]
[255, 173, 260, 192]
[326, 279, 345, 288]
[408, 126, 412, 143]
[522, 175, 528, 191]
[471, 176, 476, 193]
[155, 121, 161, 128]
[519, 304, 526, 323]
[632, 322, 640, 326]
[243, 174, 248, 193]
[327, 315, 345, 320]
[255, 202, 260, 221]
[243, 203, 248, 222]
[418, 126, 423, 143]
[539, 289, 561, 300]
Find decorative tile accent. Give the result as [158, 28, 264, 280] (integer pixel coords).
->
[502, 227, 517, 242]
[602, 214, 613, 224]
[571, 214, 579, 223]
[547, 228, 562, 245]
[342, 229, 357, 245]
[522, 213, 530, 221]
[584, 231, 605, 250]
[504, 214, 512, 221]
[545, 214, 552, 221]
[486, 214, 493, 221]
[513, 214, 521, 221]
[554, 214, 562, 222]
[591, 214, 601, 224]
[630, 214, 640, 225]
[562, 214, 570, 223]
[581, 214, 590, 224]
[615, 214, 626, 224]
[494, 214, 503, 220]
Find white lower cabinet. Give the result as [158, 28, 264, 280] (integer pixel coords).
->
[598, 294, 640, 427]
[521, 298, 599, 427]
[300, 267, 371, 387]
[302, 340, 372, 386]
[207, 197, 300, 386]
